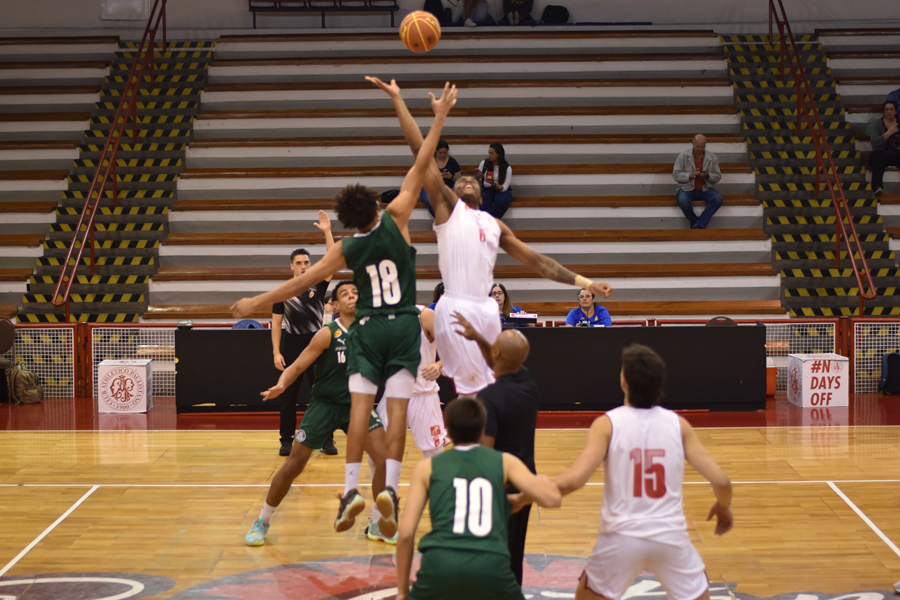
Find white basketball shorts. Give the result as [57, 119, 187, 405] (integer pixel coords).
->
[377, 392, 447, 453]
[433, 293, 501, 395]
[582, 532, 707, 600]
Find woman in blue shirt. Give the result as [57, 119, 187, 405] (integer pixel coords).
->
[491, 282, 531, 328]
[565, 289, 612, 327]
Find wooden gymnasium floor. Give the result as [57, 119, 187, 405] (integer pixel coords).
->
[1, 397, 900, 599]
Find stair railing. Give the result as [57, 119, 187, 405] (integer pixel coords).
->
[50, 0, 168, 322]
[768, 0, 877, 316]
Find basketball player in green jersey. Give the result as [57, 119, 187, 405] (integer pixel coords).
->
[396, 397, 562, 600]
[244, 281, 390, 546]
[232, 81, 458, 538]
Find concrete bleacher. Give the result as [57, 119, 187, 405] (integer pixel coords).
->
[0, 37, 115, 314]
[820, 28, 900, 259]
[141, 29, 783, 321]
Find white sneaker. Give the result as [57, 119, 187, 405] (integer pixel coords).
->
[465, 18, 477, 26]
[512, 11, 520, 25]
[506, 12, 513, 23]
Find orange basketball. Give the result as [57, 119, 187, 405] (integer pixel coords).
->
[400, 10, 441, 54]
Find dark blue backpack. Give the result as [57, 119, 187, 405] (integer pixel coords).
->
[878, 352, 900, 394]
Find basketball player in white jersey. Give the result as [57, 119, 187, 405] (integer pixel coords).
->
[546, 343, 733, 600]
[368, 76, 614, 395]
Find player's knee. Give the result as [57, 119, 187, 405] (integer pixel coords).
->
[384, 369, 415, 399]
[349, 373, 378, 395]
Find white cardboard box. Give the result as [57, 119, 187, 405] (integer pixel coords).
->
[786, 353, 848, 408]
[97, 359, 153, 413]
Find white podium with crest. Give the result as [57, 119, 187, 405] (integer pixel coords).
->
[97, 359, 153, 413]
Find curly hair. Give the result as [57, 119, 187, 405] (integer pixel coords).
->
[334, 184, 380, 230]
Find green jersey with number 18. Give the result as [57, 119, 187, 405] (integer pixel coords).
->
[341, 211, 418, 318]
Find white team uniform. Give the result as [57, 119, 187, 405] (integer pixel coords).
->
[377, 310, 447, 453]
[433, 199, 503, 394]
[583, 405, 708, 600]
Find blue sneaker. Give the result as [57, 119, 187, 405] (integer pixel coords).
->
[245, 518, 270, 546]
[365, 517, 397, 545]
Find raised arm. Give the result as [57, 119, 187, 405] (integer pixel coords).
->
[386, 82, 457, 232]
[681, 417, 733, 535]
[497, 219, 613, 299]
[452, 311, 494, 369]
[366, 76, 457, 221]
[231, 241, 347, 319]
[504, 453, 561, 508]
[396, 457, 432, 600]
[261, 326, 331, 400]
[314, 209, 336, 282]
[553, 415, 611, 496]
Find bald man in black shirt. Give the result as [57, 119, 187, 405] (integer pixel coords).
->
[453, 314, 539, 586]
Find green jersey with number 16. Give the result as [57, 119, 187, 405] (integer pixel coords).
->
[341, 211, 418, 318]
[309, 320, 351, 405]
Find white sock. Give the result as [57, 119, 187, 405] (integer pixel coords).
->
[386, 458, 402, 491]
[422, 446, 443, 458]
[367, 456, 376, 480]
[344, 462, 361, 495]
[258, 502, 276, 523]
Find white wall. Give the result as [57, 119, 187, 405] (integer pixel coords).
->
[1, 0, 897, 37]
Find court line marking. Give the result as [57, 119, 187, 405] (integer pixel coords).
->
[4, 479, 900, 488]
[3, 425, 900, 433]
[0, 485, 99, 577]
[827, 480, 900, 561]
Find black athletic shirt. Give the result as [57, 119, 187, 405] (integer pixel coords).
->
[478, 366, 539, 474]
[272, 279, 329, 335]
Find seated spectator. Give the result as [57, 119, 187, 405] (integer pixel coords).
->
[503, 0, 533, 24]
[868, 100, 900, 196]
[888, 88, 900, 111]
[478, 143, 514, 219]
[673, 134, 723, 229]
[465, 0, 490, 26]
[428, 282, 444, 310]
[565, 289, 612, 327]
[491, 282, 531, 328]
[420, 140, 461, 218]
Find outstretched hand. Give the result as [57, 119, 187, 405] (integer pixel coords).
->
[366, 76, 401, 98]
[231, 298, 257, 319]
[430, 82, 457, 117]
[314, 209, 332, 233]
[588, 281, 613, 299]
[451, 311, 478, 340]
[261, 383, 286, 401]
[707, 501, 733, 536]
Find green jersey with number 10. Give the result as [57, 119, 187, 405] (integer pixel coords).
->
[417, 445, 511, 556]
[341, 211, 418, 318]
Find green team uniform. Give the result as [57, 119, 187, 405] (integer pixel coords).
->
[411, 446, 523, 600]
[341, 210, 420, 387]
[294, 320, 382, 449]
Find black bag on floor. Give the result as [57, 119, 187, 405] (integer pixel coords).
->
[540, 4, 568, 24]
[878, 352, 900, 394]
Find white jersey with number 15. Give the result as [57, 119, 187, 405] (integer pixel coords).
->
[600, 405, 687, 541]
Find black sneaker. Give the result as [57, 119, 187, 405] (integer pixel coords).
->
[875, 187, 884, 196]
[334, 488, 366, 532]
[320, 438, 338, 456]
[375, 486, 399, 538]
[279, 443, 291, 457]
